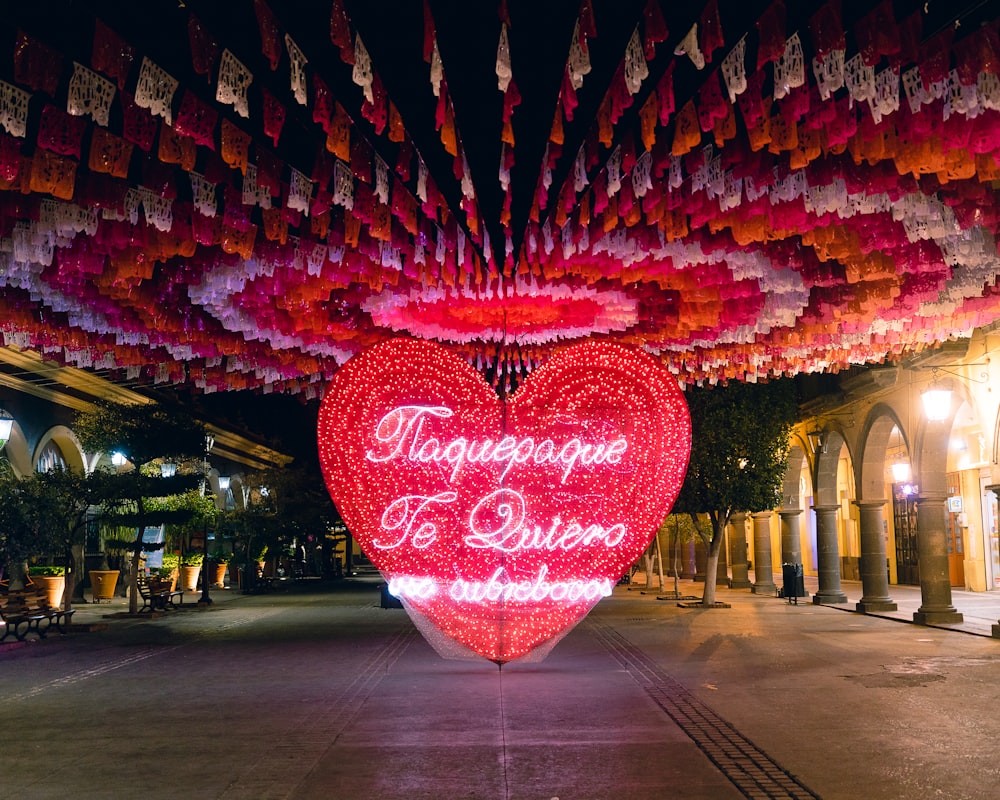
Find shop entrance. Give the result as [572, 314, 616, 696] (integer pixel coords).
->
[892, 485, 919, 585]
[945, 472, 966, 587]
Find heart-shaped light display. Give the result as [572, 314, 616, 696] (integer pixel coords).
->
[317, 338, 690, 663]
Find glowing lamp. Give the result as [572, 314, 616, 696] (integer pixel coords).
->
[890, 459, 910, 483]
[921, 387, 952, 422]
[111, 451, 128, 467]
[317, 339, 691, 664]
[160, 462, 177, 478]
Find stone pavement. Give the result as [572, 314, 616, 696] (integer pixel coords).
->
[3, 576, 1000, 799]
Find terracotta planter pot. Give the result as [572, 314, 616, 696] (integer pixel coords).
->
[31, 574, 65, 608]
[212, 563, 228, 588]
[180, 565, 201, 593]
[89, 570, 120, 602]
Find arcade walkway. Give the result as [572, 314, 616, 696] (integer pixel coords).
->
[2, 577, 999, 800]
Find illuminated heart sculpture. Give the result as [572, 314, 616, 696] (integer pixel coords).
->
[318, 338, 690, 663]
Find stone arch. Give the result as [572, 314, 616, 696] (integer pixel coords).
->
[809, 425, 853, 604]
[230, 475, 247, 511]
[1, 418, 32, 477]
[856, 403, 909, 503]
[781, 441, 809, 508]
[33, 425, 87, 473]
[912, 374, 977, 495]
[813, 426, 852, 507]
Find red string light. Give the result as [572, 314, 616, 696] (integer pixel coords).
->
[317, 338, 691, 663]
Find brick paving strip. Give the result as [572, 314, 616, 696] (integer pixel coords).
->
[591, 622, 822, 800]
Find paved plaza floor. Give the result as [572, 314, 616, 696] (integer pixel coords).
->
[2, 575, 1000, 800]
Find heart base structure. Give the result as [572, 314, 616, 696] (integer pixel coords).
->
[317, 338, 691, 664]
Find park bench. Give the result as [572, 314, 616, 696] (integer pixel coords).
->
[0, 593, 42, 641]
[138, 575, 183, 612]
[0, 589, 74, 641]
[20, 587, 75, 633]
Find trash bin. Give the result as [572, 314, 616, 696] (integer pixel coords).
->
[380, 583, 403, 609]
[781, 563, 804, 605]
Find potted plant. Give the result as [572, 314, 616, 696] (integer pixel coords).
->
[209, 548, 230, 588]
[180, 551, 203, 593]
[28, 565, 67, 608]
[88, 541, 121, 604]
[158, 552, 180, 591]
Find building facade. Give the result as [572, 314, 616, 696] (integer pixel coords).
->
[725, 328, 1000, 635]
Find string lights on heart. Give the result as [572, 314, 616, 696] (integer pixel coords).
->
[317, 338, 691, 664]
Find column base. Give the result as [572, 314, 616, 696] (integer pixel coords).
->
[913, 609, 963, 625]
[751, 582, 776, 595]
[856, 599, 898, 613]
[813, 592, 849, 604]
[729, 579, 752, 589]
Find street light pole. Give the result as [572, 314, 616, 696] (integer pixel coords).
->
[198, 435, 216, 607]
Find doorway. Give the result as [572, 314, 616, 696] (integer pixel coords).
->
[892, 484, 919, 585]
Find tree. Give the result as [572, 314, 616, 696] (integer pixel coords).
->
[31, 468, 95, 609]
[75, 401, 206, 614]
[0, 463, 71, 588]
[675, 380, 797, 607]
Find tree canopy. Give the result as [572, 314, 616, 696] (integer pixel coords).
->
[74, 400, 208, 613]
[674, 379, 797, 605]
[677, 380, 797, 521]
[75, 400, 207, 469]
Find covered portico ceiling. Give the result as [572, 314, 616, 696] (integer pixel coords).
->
[1, 0, 998, 396]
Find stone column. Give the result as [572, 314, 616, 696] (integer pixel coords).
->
[812, 504, 848, 604]
[715, 527, 729, 586]
[854, 500, 897, 612]
[728, 512, 751, 589]
[694, 537, 706, 582]
[913, 492, 963, 625]
[682, 538, 697, 579]
[778, 508, 809, 600]
[751, 511, 776, 595]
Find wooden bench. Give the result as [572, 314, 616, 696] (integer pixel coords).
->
[20, 588, 75, 633]
[138, 575, 183, 612]
[0, 593, 43, 641]
[0, 590, 75, 641]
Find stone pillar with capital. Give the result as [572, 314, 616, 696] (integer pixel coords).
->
[778, 508, 809, 599]
[751, 511, 776, 595]
[812, 504, 848, 604]
[728, 512, 751, 589]
[855, 500, 897, 612]
[913, 492, 963, 625]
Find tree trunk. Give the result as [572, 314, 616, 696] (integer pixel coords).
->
[128, 528, 141, 615]
[64, 544, 76, 613]
[700, 515, 729, 607]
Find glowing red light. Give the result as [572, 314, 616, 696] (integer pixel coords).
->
[317, 338, 691, 663]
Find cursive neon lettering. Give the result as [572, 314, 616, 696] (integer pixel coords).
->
[465, 489, 627, 553]
[446, 565, 614, 604]
[375, 491, 457, 550]
[367, 405, 453, 462]
[365, 405, 627, 484]
[387, 575, 437, 600]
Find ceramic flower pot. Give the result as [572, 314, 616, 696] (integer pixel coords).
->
[89, 570, 120, 602]
[32, 574, 65, 608]
[180, 565, 201, 593]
